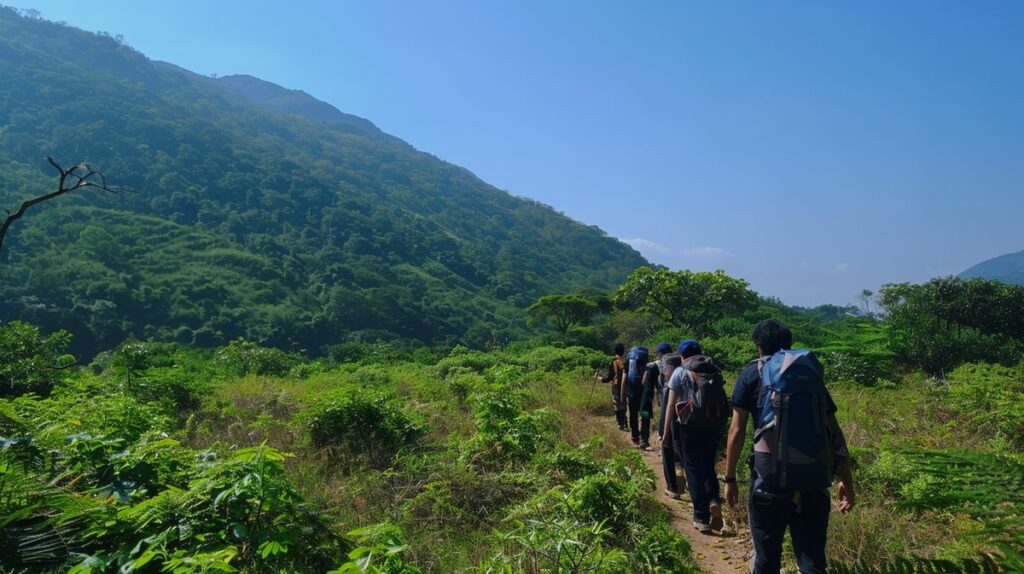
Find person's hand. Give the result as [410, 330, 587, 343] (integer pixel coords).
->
[838, 480, 855, 513]
[725, 481, 739, 508]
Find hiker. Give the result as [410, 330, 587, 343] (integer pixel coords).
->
[664, 339, 729, 534]
[632, 343, 669, 451]
[652, 343, 683, 496]
[596, 342, 628, 430]
[625, 345, 652, 446]
[724, 319, 855, 574]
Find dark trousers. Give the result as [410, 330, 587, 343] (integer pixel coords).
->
[661, 441, 679, 493]
[675, 426, 721, 523]
[748, 483, 830, 574]
[627, 390, 651, 444]
[612, 383, 627, 428]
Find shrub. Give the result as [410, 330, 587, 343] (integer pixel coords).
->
[217, 338, 301, 376]
[0, 321, 74, 397]
[462, 390, 558, 468]
[304, 390, 424, 467]
[948, 362, 1024, 453]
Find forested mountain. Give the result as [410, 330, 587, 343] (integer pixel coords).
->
[960, 249, 1024, 285]
[0, 7, 646, 358]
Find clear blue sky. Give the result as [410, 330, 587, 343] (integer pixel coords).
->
[16, 0, 1024, 306]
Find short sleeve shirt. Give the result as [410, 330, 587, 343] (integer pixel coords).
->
[667, 367, 687, 396]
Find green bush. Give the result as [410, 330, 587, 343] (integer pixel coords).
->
[217, 338, 302, 376]
[700, 335, 756, 372]
[304, 390, 424, 467]
[948, 362, 1024, 453]
[462, 390, 558, 468]
[0, 321, 74, 397]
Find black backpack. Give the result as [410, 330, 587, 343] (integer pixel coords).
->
[674, 355, 730, 428]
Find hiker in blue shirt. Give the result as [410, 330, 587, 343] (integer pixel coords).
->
[724, 319, 855, 574]
[662, 339, 729, 534]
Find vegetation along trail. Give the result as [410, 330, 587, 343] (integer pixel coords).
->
[612, 416, 751, 574]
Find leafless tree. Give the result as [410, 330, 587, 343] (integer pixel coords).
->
[0, 157, 123, 253]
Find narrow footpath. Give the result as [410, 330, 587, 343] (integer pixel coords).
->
[616, 426, 752, 573]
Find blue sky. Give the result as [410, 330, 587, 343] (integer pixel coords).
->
[16, 0, 1024, 306]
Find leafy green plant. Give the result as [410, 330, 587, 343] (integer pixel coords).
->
[330, 523, 422, 574]
[216, 339, 301, 376]
[0, 321, 74, 397]
[304, 391, 424, 467]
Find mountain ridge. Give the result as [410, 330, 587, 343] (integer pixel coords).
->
[960, 249, 1024, 285]
[0, 6, 647, 357]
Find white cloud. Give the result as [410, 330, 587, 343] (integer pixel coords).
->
[682, 246, 735, 260]
[834, 262, 850, 272]
[623, 238, 674, 255]
[623, 238, 734, 261]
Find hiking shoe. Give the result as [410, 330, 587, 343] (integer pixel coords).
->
[709, 502, 724, 531]
[639, 441, 651, 451]
[664, 489, 681, 500]
[631, 437, 640, 445]
[693, 521, 713, 535]
[618, 425, 629, 431]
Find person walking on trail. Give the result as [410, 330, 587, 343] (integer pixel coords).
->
[664, 339, 730, 534]
[652, 343, 683, 497]
[633, 342, 670, 451]
[596, 343, 628, 431]
[724, 319, 855, 574]
[625, 345, 652, 446]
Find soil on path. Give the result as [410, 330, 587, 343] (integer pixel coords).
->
[615, 426, 752, 573]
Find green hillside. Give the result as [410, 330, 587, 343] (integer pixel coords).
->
[960, 249, 1024, 285]
[0, 7, 646, 358]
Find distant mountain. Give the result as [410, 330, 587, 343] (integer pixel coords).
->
[0, 7, 647, 357]
[960, 250, 1024, 285]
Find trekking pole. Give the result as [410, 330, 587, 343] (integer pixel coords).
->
[586, 369, 600, 408]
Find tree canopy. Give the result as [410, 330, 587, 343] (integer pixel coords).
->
[612, 267, 759, 335]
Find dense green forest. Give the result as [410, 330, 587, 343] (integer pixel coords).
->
[3, 269, 1024, 572]
[0, 6, 646, 358]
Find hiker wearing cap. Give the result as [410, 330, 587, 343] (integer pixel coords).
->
[652, 343, 683, 496]
[596, 343, 628, 430]
[724, 319, 855, 574]
[664, 339, 730, 534]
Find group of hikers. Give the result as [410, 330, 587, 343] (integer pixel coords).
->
[597, 318, 856, 574]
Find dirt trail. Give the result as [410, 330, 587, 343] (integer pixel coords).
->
[615, 427, 751, 573]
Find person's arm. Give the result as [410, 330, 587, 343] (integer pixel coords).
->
[598, 360, 614, 383]
[619, 367, 627, 404]
[724, 406, 749, 507]
[661, 388, 677, 442]
[828, 412, 855, 513]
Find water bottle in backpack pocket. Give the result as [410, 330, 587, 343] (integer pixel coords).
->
[754, 349, 845, 491]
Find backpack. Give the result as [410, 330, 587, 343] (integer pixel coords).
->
[626, 346, 649, 390]
[753, 349, 842, 491]
[661, 353, 682, 384]
[674, 355, 730, 428]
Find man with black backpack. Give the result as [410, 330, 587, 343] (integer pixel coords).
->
[663, 339, 730, 534]
[625, 345, 651, 446]
[724, 319, 855, 574]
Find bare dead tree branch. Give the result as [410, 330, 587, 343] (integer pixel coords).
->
[0, 157, 125, 253]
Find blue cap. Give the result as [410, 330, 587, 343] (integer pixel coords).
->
[678, 339, 702, 355]
[656, 342, 672, 354]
